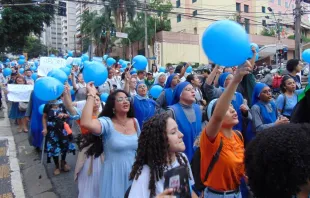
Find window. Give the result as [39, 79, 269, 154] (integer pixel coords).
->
[244, 18, 250, 33]
[194, 27, 197, 34]
[262, 19, 266, 26]
[262, 6, 265, 13]
[177, 14, 181, 23]
[236, 3, 240, 12]
[278, 0, 281, 5]
[176, 0, 180, 8]
[192, 0, 197, 3]
[269, 0, 274, 2]
[278, 11, 282, 16]
[285, 1, 288, 8]
[244, 4, 249, 13]
[193, 10, 197, 16]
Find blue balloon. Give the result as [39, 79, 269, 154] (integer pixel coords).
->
[249, 43, 259, 58]
[130, 68, 137, 75]
[122, 61, 128, 68]
[3, 68, 12, 77]
[6, 59, 10, 62]
[302, 49, 310, 63]
[93, 57, 103, 63]
[149, 85, 163, 99]
[32, 73, 38, 81]
[81, 54, 89, 63]
[120, 68, 124, 72]
[50, 54, 56, 57]
[100, 93, 109, 102]
[103, 55, 108, 61]
[68, 51, 73, 57]
[30, 66, 36, 71]
[47, 68, 68, 84]
[18, 59, 25, 65]
[83, 61, 108, 86]
[159, 67, 165, 72]
[34, 61, 39, 67]
[60, 67, 71, 76]
[38, 104, 45, 115]
[118, 59, 124, 64]
[19, 68, 24, 74]
[132, 55, 148, 70]
[11, 62, 16, 67]
[106, 57, 116, 67]
[19, 55, 25, 59]
[186, 66, 192, 73]
[202, 20, 250, 67]
[34, 77, 64, 101]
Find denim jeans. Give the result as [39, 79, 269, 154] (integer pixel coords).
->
[204, 188, 242, 198]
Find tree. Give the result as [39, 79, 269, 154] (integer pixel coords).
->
[80, 11, 114, 56]
[125, 0, 172, 45]
[23, 36, 48, 58]
[0, 0, 54, 53]
[261, 27, 276, 37]
[102, 0, 138, 32]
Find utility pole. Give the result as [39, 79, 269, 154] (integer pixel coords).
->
[276, 19, 281, 67]
[144, 0, 149, 69]
[294, 0, 302, 59]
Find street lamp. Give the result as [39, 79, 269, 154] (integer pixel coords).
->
[267, 7, 282, 66]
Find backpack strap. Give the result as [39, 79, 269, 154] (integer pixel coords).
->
[233, 130, 243, 142]
[203, 137, 223, 182]
[281, 94, 287, 115]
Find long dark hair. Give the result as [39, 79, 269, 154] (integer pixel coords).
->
[129, 113, 189, 198]
[280, 75, 293, 93]
[99, 90, 134, 118]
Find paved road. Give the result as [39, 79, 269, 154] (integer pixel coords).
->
[10, 115, 78, 198]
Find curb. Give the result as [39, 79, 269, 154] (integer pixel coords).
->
[0, 98, 25, 198]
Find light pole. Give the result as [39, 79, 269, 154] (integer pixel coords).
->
[266, 7, 282, 67]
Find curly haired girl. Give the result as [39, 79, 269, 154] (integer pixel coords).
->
[128, 113, 197, 198]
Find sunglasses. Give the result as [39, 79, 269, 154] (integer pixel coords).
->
[116, 97, 131, 102]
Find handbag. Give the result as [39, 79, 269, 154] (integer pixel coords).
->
[18, 102, 28, 111]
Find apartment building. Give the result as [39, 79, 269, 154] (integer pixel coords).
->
[41, 15, 63, 52]
[165, 0, 310, 64]
[61, 1, 77, 52]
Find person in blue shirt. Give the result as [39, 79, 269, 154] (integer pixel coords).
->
[276, 75, 304, 119]
[286, 59, 303, 90]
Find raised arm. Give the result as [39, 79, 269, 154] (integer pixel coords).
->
[249, 46, 257, 67]
[205, 61, 252, 138]
[80, 82, 102, 134]
[63, 83, 77, 115]
[123, 71, 130, 94]
[71, 71, 78, 90]
[206, 65, 220, 85]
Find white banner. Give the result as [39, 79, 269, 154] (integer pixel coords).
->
[38, 57, 66, 76]
[7, 84, 34, 102]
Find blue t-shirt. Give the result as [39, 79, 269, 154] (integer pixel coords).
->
[276, 89, 304, 117]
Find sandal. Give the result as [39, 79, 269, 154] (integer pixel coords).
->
[61, 161, 71, 172]
[53, 169, 60, 176]
[23, 129, 28, 133]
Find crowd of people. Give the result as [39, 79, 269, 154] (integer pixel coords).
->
[2, 51, 310, 198]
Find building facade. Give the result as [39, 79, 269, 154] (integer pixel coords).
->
[41, 15, 63, 53]
[61, 1, 77, 52]
[165, 0, 310, 65]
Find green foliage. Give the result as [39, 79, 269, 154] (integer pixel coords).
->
[80, 11, 114, 56]
[23, 36, 48, 58]
[125, 0, 172, 45]
[0, 0, 54, 53]
[260, 27, 276, 37]
[287, 35, 310, 43]
[102, 0, 138, 31]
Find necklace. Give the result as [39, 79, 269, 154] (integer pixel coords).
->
[113, 118, 128, 133]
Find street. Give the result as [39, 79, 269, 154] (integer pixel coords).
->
[6, 102, 78, 198]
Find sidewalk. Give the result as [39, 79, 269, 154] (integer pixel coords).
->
[0, 101, 25, 198]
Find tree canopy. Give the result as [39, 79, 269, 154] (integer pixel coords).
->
[0, 0, 54, 53]
[23, 36, 48, 59]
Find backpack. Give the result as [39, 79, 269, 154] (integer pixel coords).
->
[191, 131, 243, 192]
[272, 76, 282, 89]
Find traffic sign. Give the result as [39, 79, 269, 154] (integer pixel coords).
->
[116, 32, 128, 39]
